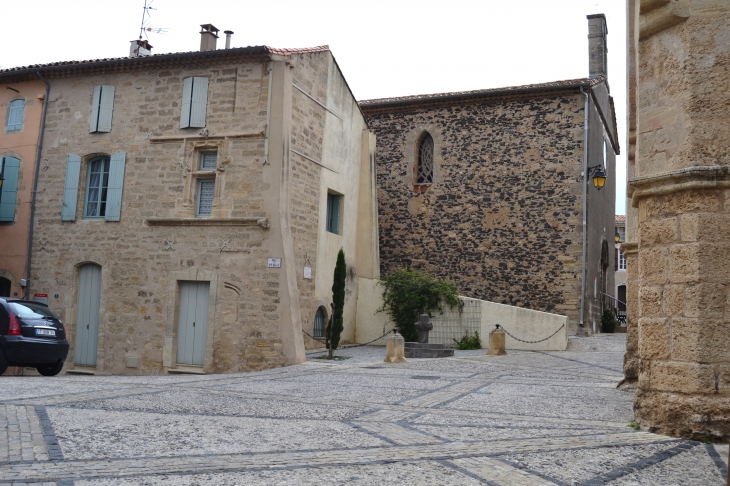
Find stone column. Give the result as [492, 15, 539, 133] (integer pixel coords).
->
[628, 0, 730, 441]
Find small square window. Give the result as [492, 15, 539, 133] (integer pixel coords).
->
[200, 152, 217, 170]
[326, 193, 341, 234]
[197, 179, 215, 217]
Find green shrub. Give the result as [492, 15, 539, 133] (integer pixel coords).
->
[601, 309, 617, 333]
[325, 249, 346, 358]
[453, 331, 482, 350]
[379, 268, 463, 342]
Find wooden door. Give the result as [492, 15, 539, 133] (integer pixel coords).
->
[176, 281, 210, 366]
[75, 264, 101, 366]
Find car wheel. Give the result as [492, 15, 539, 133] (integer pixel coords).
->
[36, 361, 64, 377]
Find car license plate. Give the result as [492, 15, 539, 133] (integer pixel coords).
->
[35, 328, 55, 336]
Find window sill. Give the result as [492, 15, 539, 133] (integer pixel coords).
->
[146, 217, 270, 228]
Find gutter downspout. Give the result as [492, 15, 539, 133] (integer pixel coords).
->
[25, 72, 50, 299]
[263, 62, 273, 165]
[579, 86, 590, 330]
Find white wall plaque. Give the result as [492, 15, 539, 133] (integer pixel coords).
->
[267, 258, 282, 268]
[304, 267, 312, 279]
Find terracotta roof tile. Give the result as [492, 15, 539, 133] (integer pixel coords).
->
[359, 77, 605, 107]
[0, 45, 330, 81]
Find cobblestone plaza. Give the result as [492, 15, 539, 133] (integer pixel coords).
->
[0, 335, 726, 485]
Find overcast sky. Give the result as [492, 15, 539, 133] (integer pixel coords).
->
[3, 0, 627, 214]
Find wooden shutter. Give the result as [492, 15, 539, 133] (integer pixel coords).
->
[7, 100, 24, 131]
[97, 86, 115, 133]
[62, 154, 82, 221]
[0, 157, 20, 222]
[105, 151, 126, 221]
[189, 77, 209, 128]
[89, 86, 102, 132]
[180, 77, 193, 128]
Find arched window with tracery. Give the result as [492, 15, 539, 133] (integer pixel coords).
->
[416, 132, 434, 185]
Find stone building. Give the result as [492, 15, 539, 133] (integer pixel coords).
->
[625, 0, 730, 440]
[361, 15, 619, 335]
[0, 30, 379, 374]
[0, 77, 48, 299]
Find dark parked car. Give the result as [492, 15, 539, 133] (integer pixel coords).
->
[0, 298, 69, 376]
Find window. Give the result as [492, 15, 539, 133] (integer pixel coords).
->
[313, 307, 326, 338]
[326, 193, 341, 234]
[197, 179, 215, 217]
[618, 250, 626, 270]
[89, 85, 116, 133]
[0, 156, 20, 222]
[416, 132, 434, 184]
[6, 100, 24, 131]
[180, 77, 209, 128]
[200, 152, 217, 170]
[194, 151, 217, 217]
[64, 152, 126, 221]
[84, 157, 110, 218]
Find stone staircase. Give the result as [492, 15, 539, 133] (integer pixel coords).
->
[404, 342, 454, 359]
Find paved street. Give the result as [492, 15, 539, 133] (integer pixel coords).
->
[0, 335, 727, 485]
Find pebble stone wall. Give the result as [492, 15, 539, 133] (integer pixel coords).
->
[366, 93, 588, 326]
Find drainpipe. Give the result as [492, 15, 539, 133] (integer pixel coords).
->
[25, 72, 50, 299]
[579, 86, 590, 330]
[263, 62, 273, 166]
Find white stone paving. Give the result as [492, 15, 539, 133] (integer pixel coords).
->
[0, 334, 726, 485]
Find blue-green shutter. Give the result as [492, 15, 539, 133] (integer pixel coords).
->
[62, 154, 81, 221]
[105, 152, 126, 221]
[7, 100, 24, 131]
[180, 77, 193, 128]
[89, 86, 101, 132]
[0, 157, 20, 221]
[97, 86, 115, 132]
[189, 77, 209, 128]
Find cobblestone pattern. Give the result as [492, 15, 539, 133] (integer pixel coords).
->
[0, 335, 726, 485]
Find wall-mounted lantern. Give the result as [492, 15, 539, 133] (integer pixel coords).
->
[587, 164, 607, 190]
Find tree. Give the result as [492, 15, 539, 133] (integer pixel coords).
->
[379, 268, 463, 342]
[326, 249, 346, 359]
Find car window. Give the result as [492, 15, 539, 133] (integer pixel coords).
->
[9, 302, 60, 320]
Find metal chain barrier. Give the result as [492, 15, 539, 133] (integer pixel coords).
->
[495, 323, 565, 344]
[302, 328, 396, 355]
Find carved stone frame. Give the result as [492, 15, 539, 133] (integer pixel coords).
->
[404, 126, 443, 194]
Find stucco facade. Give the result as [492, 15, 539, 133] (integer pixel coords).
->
[0, 44, 378, 375]
[626, 0, 730, 440]
[0, 79, 47, 299]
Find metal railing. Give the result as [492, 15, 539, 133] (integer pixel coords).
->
[429, 298, 481, 347]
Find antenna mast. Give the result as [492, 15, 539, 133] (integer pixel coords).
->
[138, 0, 156, 40]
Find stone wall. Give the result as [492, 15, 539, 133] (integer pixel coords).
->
[365, 90, 615, 333]
[31, 57, 287, 374]
[627, 0, 730, 440]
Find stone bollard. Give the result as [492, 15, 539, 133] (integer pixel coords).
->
[384, 330, 407, 363]
[486, 325, 507, 356]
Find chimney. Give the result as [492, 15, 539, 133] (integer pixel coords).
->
[224, 30, 234, 49]
[199, 24, 220, 51]
[129, 39, 153, 58]
[587, 14, 608, 79]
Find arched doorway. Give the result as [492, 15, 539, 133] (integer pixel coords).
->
[0, 277, 10, 297]
[313, 306, 327, 338]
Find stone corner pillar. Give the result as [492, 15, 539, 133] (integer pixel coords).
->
[620, 241, 639, 384]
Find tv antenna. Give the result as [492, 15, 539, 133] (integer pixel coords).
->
[138, 0, 169, 40]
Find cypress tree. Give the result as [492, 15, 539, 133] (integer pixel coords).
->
[326, 248, 346, 359]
